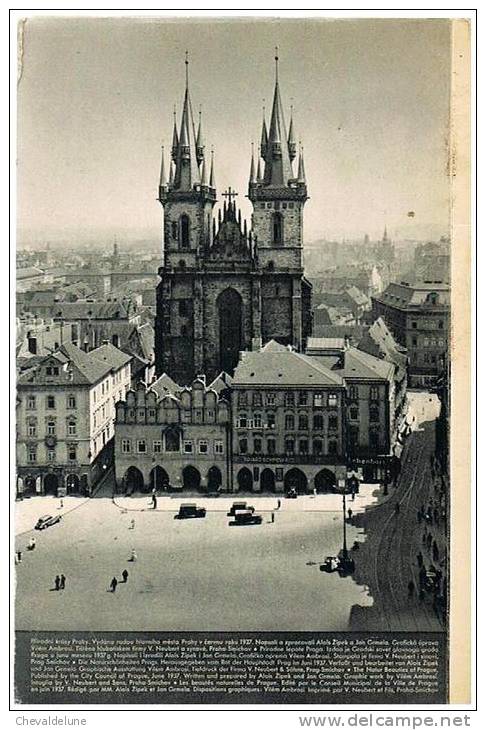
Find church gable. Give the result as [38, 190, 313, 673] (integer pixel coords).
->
[207, 198, 255, 265]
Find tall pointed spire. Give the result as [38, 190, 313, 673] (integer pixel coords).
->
[263, 48, 294, 186]
[172, 52, 200, 190]
[168, 160, 174, 186]
[249, 143, 256, 183]
[383, 225, 389, 241]
[257, 157, 262, 182]
[209, 148, 216, 188]
[288, 103, 297, 161]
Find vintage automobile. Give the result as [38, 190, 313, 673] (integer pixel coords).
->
[319, 552, 355, 576]
[230, 509, 263, 526]
[227, 501, 255, 517]
[174, 503, 207, 520]
[35, 514, 62, 531]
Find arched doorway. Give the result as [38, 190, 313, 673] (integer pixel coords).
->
[182, 465, 201, 491]
[66, 474, 80, 495]
[150, 466, 169, 492]
[218, 288, 242, 374]
[260, 468, 276, 492]
[207, 466, 222, 491]
[284, 468, 308, 495]
[237, 467, 253, 492]
[24, 476, 36, 495]
[44, 473, 59, 496]
[314, 468, 337, 494]
[124, 466, 144, 494]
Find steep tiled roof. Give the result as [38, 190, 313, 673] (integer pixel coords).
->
[18, 342, 131, 387]
[149, 373, 181, 399]
[310, 346, 394, 382]
[52, 299, 132, 320]
[232, 347, 344, 387]
[208, 371, 234, 395]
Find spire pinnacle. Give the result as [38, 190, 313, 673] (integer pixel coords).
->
[159, 145, 167, 188]
[297, 143, 306, 184]
[249, 143, 256, 183]
[275, 46, 279, 83]
[200, 154, 208, 186]
[260, 102, 268, 159]
[257, 157, 262, 181]
[171, 106, 179, 161]
[288, 101, 297, 161]
[209, 147, 216, 188]
[196, 105, 204, 165]
[185, 50, 189, 89]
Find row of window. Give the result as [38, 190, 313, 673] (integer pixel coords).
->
[120, 438, 224, 456]
[411, 337, 446, 348]
[26, 417, 77, 437]
[258, 202, 295, 210]
[26, 394, 77, 410]
[410, 319, 445, 330]
[27, 443, 78, 463]
[237, 413, 341, 431]
[236, 392, 340, 408]
[122, 408, 218, 424]
[238, 437, 339, 456]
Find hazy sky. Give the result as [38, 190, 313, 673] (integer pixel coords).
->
[17, 16, 452, 242]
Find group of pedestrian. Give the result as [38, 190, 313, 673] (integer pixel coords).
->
[110, 569, 129, 593]
[54, 574, 66, 591]
[15, 536, 37, 564]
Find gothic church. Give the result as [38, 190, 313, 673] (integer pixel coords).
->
[155, 55, 312, 384]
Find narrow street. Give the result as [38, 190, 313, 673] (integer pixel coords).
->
[350, 393, 446, 631]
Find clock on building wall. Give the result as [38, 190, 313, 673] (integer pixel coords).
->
[45, 435, 57, 448]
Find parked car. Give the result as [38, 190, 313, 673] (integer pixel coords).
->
[230, 509, 263, 526]
[174, 503, 206, 520]
[227, 501, 255, 517]
[35, 514, 62, 531]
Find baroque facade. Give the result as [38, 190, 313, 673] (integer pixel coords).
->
[16, 342, 131, 496]
[155, 56, 312, 385]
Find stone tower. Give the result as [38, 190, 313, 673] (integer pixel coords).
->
[248, 50, 312, 351]
[154, 54, 312, 385]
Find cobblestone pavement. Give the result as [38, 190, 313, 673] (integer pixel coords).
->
[350, 393, 446, 632]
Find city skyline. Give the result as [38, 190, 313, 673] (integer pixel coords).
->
[18, 17, 451, 243]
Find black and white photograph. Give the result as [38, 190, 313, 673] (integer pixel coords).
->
[11, 12, 472, 708]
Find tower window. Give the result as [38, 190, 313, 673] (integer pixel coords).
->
[273, 212, 283, 245]
[180, 214, 190, 249]
[172, 222, 178, 239]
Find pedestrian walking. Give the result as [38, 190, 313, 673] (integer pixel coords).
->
[394, 502, 400, 516]
[58, 499, 64, 510]
[276, 499, 281, 510]
[419, 565, 427, 587]
[60, 574, 66, 590]
[152, 494, 157, 509]
[347, 508, 353, 521]
[110, 577, 118, 593]
[426, 532, 433, 550]
[407, 580, 415, 598]
[54, 575, 60, 591]
[122, 569, 129, 583]
[129, 519, 135, 530]
[351, 489, 355, 502]
[270, 512, 275, 524]
[28, 537, 36, 551]
[16, 550, 22, 563]
[312, 487, 317, 498]
[417, 552, 423, 568]
[129, 549, 137, 562]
